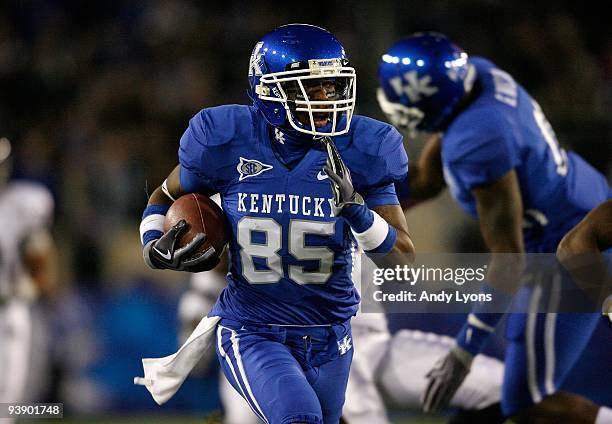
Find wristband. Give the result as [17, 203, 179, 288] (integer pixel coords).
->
[456, 312, 500, 356]
[342, 203, 374, 232]
[140, 204, 169, 246]
[343, 204, 397, 254]
[456, 283, 514, 355]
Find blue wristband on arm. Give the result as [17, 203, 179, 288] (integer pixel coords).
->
[140, 204, 170, 246]
[341, 203, 375, 232]
[456, 312, 502, 356]
[342, 204, 397, 254]
[456, 283, 514, 355]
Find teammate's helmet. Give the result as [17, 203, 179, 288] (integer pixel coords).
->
[377, 32, 476, 133]
[248, 24, 356, 137]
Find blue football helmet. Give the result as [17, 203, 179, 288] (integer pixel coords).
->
[248, 24, 356, 137]
[377, 32, 476, 133]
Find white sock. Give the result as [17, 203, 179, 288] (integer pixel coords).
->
[596, 406, 612, 424]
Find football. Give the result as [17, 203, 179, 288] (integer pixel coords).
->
[163, 193, 229, 259]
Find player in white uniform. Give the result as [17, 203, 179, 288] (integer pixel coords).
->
[0, 137, 57, 417]
[344, 313, 504, 423]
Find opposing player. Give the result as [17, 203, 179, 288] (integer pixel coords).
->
[376, 33, 611, 422]
[0, 137, 57, 418]
[343, 308, 505, 424]
[139, 24, 414, 424]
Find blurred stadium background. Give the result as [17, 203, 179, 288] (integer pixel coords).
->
[1, 0, 610, 422]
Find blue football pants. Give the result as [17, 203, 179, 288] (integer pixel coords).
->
[215, 318, 353, 424]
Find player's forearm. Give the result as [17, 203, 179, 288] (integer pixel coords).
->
[407, 135, 445, 201]
[142, 166, 185, 245]
[147, 165, 184, 207]
[459, 174, 526, 355]
[405, 166, 433, 201]
[479, 216, 526, 295]
[147, 186, 174, 207]
[372, 204, 415, 256]
[454, 220, 527, 354]
[407, 163, 445, 201]
[478, 205, 525, 254]
[391, 228, 416, 255]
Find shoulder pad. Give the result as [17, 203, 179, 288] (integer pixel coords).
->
[339, 115, 408, 190]
[192, 104, 256, 147]
[345, 115, 402, 157]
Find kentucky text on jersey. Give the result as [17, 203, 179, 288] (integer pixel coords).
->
[236, 192, 336, 218]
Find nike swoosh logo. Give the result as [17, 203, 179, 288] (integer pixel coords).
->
[317, 171, 329, 181]
[153, 246, 172, 260]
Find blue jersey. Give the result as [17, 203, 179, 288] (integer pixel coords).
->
[441, 57, 609, 252]
[178, 105, 407, 325]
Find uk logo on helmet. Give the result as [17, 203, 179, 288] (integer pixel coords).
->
[248, 41, 265, 76]
[237, 157, 273, 181]
[390, 71, 438, 103]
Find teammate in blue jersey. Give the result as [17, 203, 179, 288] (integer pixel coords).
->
[377, 32, 611, 423]
[139, 24, 414, 424]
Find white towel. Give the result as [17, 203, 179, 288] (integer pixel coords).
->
[134, 315, 221, 405]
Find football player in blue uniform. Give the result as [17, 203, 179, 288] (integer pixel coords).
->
[377, 32, 611, 423]
[139, 24, 414, 424]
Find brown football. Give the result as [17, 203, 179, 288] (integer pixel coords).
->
[163, 193, 229, 259]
